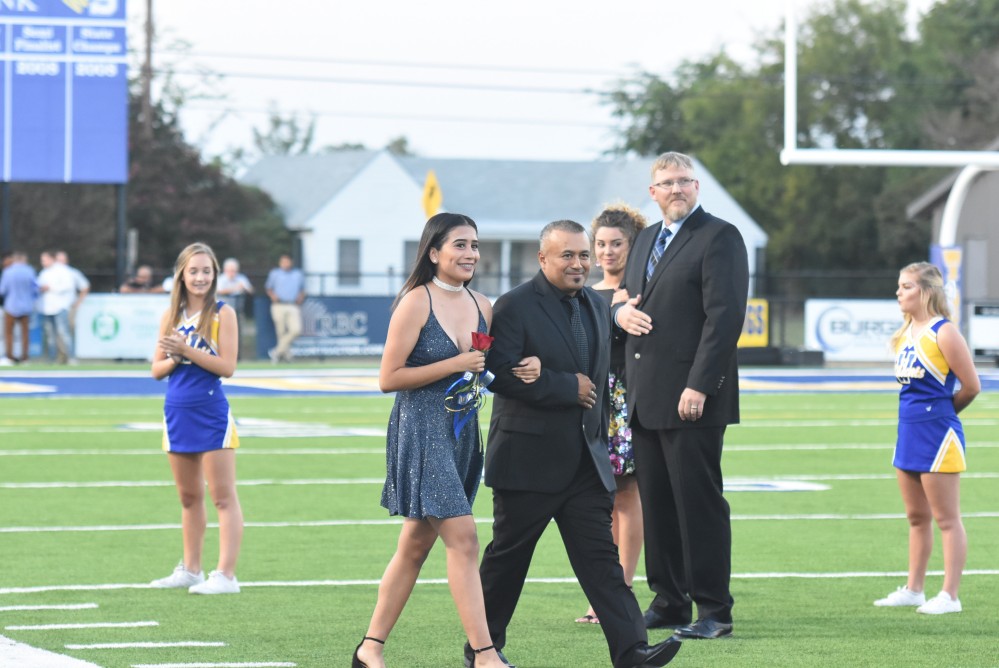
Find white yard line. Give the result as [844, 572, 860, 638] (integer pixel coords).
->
[66, 641, 226, 650]
[3, 570, 998, 598]
[2, 509, 998, 536]
[2, 443, 999, 457]
[0, 634, 102, 667]
[131, 663, 296, 668]
[0, 478, 384, 489]
[0, 604, 97, 612]
[0, 448, 384, 456]
[7, 621, 157, 631]
[4, 471, 999, 491]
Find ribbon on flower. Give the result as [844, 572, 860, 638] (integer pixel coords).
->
[444, 332, 495, 440]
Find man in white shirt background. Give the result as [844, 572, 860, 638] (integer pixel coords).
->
[56, 250, 90, 361]
[37, 251, 77, 365]
[217, 257, 254, 359]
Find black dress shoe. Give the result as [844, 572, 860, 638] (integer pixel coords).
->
[642, 608, 690, 630]
[625, 637, 682, 667]
[463, 641, 516, 668]
[673, 618, 733, 639]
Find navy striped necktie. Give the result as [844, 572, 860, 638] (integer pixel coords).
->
[646, 226, 673, 280]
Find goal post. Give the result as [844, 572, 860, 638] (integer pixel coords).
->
[780, 0, 999, 168]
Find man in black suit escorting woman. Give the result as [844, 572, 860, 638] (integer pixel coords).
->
[476, 220, 681, 668]
[614, 152, 749, 640]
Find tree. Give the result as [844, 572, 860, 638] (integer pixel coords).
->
[4, 87, 291, 290]
[252, 105, 316, 156]
[385, 135, 414, 156]
[126, 92, 292, 279]
[916, 0, 999, 148]
[604, 0, 950, 293]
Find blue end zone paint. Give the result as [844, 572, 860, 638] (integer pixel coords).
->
[2, 369, 998, 398]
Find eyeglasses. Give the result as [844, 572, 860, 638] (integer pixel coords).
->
[652, 178, 697, 190]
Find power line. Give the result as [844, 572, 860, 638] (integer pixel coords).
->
[182, 104, 616, 129]
[152, 48, 627, 78]
[137, 67, 598, 95]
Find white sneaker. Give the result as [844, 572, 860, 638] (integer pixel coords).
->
[917, 591, 962, 615]
[150, 562, 205, 589]
[874, 586, 925, 607]
[0, 356, 14, 366]
[189, 570, 240, 594]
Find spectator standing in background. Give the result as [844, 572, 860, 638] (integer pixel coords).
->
[121, 265, 165, 293]
[1, 251, 38, 365]
[265, 254, 304, 363]
[218, 258, 254, 360]
[56, 251, 90, 361]
[37, 251, 76, 365]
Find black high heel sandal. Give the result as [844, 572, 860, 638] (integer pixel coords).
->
[351, 636, 385, 668]
[468, 644, 496, 667]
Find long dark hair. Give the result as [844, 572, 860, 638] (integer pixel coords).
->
[394, 213, 478, 309]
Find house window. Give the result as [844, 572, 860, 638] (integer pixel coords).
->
[404, 241, 420, 275]
[339, 239, 361, 286]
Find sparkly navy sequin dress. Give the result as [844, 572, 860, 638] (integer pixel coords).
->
[380, 287, 487, 520]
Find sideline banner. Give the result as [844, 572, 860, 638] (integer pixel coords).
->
[255, 296, 393, 358]
[738, 298, 768, 348]
[930, 246, 963, 329]
[804, 299, 902, 362]
[75, 294, 170, 359]
[969, 304, 999, 357]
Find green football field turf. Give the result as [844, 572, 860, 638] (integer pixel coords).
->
[1, 390, 997, 667]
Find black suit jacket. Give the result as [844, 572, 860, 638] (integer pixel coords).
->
[484, 271, 613, 493]
[618, 206, 749, 430]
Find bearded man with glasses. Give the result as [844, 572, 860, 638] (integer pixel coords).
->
[613, 151, 749, 641]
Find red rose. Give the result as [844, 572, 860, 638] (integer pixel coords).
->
[471, 332, 495, 352]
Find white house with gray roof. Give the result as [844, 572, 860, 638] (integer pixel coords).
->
[241, 150, 768, 298]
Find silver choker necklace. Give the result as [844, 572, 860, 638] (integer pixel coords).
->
[432, 276, 464, 292]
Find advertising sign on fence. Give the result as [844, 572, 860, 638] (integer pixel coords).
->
[255, 296, 393, 358]
[805, 299, 903, 362]
[75, 293, 169, 359]
[738, 298, 768, 348]
[969, 303, 999, 358]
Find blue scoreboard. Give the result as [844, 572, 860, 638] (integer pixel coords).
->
[0, 0, 127, 184]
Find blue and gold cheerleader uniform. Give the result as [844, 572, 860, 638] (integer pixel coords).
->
[162, 301, 239, 453]
[893, 317, 965, 473]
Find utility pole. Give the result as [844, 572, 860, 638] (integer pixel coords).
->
[140, 0, 154, 140]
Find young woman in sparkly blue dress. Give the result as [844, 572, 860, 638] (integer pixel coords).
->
[353, 214, 538, 668]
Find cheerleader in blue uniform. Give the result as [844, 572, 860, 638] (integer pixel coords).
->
[874, 262, 980, 614]
[150, 242, 243, 595]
